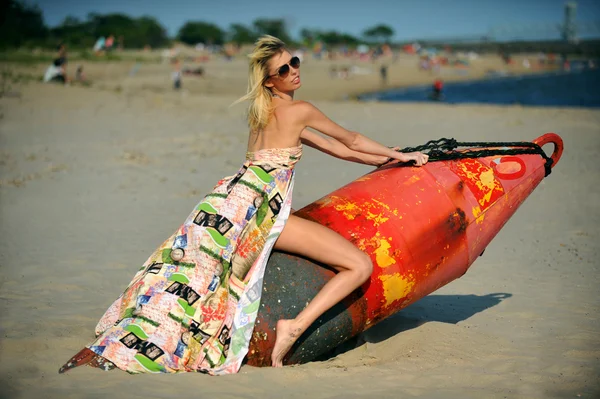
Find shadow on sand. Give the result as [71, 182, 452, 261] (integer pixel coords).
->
[320, 292, 512, 359]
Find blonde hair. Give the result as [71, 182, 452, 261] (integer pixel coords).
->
[234, 35, 287, 133]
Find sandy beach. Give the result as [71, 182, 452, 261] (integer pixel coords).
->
[0, 55, 599, 399]
[10, 50, 547, 101]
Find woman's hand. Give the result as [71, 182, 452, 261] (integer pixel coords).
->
[374, 148, 429, 167]
[396, 151, 429, 166]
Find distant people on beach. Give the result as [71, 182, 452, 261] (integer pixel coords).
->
[105, 35, 115, 52]
[92, 35, 116, 55]
[501, 52, 512, 65]
[329, 66, 351, 80]
[430, 79, 444, 101]
[93, 36, 106, 55]
[172, 59, 182, 90]
[43, 43, 69, 84]
[183, 66, 205, 77]
[74, 65, 89, 85]
[380, 65, 388, 86]
[537, 52, 547, 67]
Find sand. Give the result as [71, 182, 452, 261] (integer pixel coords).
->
[0, 56, 599, 399]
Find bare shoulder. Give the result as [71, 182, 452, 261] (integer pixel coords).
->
[286, 100, 321, 122]
[274, 100, 313, 121]
[291, 100, 317, 114]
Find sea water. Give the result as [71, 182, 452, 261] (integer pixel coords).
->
[360, 65, 600, 108]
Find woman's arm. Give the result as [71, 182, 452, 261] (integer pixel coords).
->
[295, 101, 428, 166]
[300, 129, 391, 166]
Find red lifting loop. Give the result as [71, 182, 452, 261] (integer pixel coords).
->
[491, 156, 527, 180]
[533, 133, 563, 169]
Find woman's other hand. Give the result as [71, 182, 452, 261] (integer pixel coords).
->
[375, 148, 429, 167]
[396, 151, 429, 166]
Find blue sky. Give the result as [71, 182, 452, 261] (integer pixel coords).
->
[35, 0, 600, 41]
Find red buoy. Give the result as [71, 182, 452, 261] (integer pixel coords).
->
[246, 133, 563, 366]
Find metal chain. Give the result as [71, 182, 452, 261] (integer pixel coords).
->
[398, 138, 554, 177]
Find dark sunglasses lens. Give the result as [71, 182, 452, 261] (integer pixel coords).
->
[278, 64, 290, 77]
[290, 56, 300, 68]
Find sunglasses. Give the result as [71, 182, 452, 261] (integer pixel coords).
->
[267, 56, 300, 79]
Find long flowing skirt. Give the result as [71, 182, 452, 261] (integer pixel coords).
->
[60, 146, 301, 375]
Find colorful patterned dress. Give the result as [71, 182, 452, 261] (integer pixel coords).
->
[60, 145, 302, 375]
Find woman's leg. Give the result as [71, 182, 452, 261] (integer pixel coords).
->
[271, 214, 373, 367]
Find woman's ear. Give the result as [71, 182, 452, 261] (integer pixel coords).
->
[264, 78, 274, 88]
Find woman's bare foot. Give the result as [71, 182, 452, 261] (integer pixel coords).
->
[271, 319, 303, 367]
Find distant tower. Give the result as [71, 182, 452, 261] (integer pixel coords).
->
[562, 2, 577, 43]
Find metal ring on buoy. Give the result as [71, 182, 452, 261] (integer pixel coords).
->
[533, 133, 564, 169]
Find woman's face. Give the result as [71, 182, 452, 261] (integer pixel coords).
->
[265, 51, 301, 92]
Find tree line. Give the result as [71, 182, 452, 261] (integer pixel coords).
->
[4, 0, 596, 56]
[0, 0, 394, 50]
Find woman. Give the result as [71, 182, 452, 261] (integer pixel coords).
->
[59, 35, 428, 375]
[43, 43, 69, 84]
